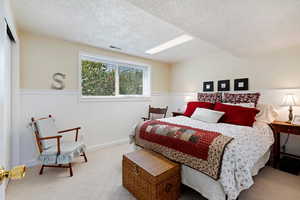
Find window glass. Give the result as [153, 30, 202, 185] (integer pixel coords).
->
[119, 66, 143, 95]
[80, 55, 150, 98]
[81, 60, 116, 96]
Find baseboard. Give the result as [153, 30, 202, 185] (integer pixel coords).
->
[22, 138, 130, 167]
[23, 159, 40, 168]
[87, 138, 130, 152]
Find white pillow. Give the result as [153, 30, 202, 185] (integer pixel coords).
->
[255, 104, 279, 123]
[191, 108, 225, 123]
[224, 102, 255, 108]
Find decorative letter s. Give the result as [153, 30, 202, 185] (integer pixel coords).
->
[51, 73, 66, 90]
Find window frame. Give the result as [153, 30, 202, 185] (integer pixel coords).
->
[79, 52, 151, 102]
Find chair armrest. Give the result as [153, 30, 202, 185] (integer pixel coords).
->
[38, 135, 62, 154]
[58, 127, 81, 133]
[39, 135, 62, 140]
[141, 117, 150, 121]
[58, 127, 81, 142]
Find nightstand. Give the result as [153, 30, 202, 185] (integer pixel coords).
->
[172, 112, 184, 117]
[270, 121, 300, 168]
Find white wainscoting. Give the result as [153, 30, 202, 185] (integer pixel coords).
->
[18, 89, 170, 166]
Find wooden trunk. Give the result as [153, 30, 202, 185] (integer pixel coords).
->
[122, 149, 181, 200]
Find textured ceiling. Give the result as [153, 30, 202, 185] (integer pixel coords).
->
[128, 0, 300, 56]
[11, 0, 300, 63]
[11, 0, 206, 63]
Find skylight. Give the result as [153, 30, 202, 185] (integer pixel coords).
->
[145, 34, 194, 55]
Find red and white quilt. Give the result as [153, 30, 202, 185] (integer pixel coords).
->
[134, 120, 233, 179]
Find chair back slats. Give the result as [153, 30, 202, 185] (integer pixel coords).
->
[32, 115, 52, 123]
[148, 105, 168, 119]
[31, 117, 44, 153]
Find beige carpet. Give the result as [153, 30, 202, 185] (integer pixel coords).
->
[7, 143, 300, 200]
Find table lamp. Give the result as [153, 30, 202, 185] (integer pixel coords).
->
[281, 94, 296, 123]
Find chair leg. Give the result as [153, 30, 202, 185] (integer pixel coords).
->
[39, 165, 45, 175]
[68, 163, 73, 177]
[82, 152, 88, 163]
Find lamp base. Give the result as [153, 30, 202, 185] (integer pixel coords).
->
[288, 106, 293, 123]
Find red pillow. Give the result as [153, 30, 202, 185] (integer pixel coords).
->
[214, 103, 259, 127]
[184, 102, 215, 117]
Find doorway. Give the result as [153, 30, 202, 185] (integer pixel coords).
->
[0, 21, 13, 200]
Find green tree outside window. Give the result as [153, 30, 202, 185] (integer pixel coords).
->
[81, 59, 145, 96]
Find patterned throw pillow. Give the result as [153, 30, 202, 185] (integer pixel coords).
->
[223, 93, 260, 106]
[197, 92, 222, 103]
[223, 93, 236, 103]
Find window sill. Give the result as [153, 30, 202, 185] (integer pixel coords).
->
[79, 96, 152, 102]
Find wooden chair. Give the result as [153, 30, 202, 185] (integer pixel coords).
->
[142, 105, 168, 121]
[31, 115, 87, 177]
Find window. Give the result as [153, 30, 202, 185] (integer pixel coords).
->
[80, 54, 150, 100]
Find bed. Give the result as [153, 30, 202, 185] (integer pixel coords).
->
[132, 116, 274, 200]
[131, 93, 277, 200]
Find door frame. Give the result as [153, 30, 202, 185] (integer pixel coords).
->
[0, 14, 7, 200]
[0, 7, 20, 200]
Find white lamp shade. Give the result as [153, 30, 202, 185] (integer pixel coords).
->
[281, 94, 296, 106]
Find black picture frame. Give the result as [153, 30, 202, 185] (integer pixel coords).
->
[218, 80, 230, 91]
[234, 78, 249, 91]
[203, 81, 214, 92]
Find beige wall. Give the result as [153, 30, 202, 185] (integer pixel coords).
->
[18, 30, 171, 165]
[171, 46, 300, 92]
[21, 29, 300, 94]
[20, 31, 171, 92]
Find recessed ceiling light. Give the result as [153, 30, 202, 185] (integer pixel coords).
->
[145, 34, 194, 55]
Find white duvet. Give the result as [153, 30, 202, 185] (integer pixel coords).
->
[154, 116, 274, 200]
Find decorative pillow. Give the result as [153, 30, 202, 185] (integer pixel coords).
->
[214, 103, 260, 127]
[183, 101, 215, 117]
[223, 93, 260, 106]
[255, 104, 279, 123]
[223, 102, 255, 108]
[191, 108, 225, 123]
[223, 93, 236, 103]
[197, 92, 222, 103]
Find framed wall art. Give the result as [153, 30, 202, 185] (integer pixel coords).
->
[218, 80, 230, 91]
[234, 78, 249, 91]
[203, 81, 214, 92]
